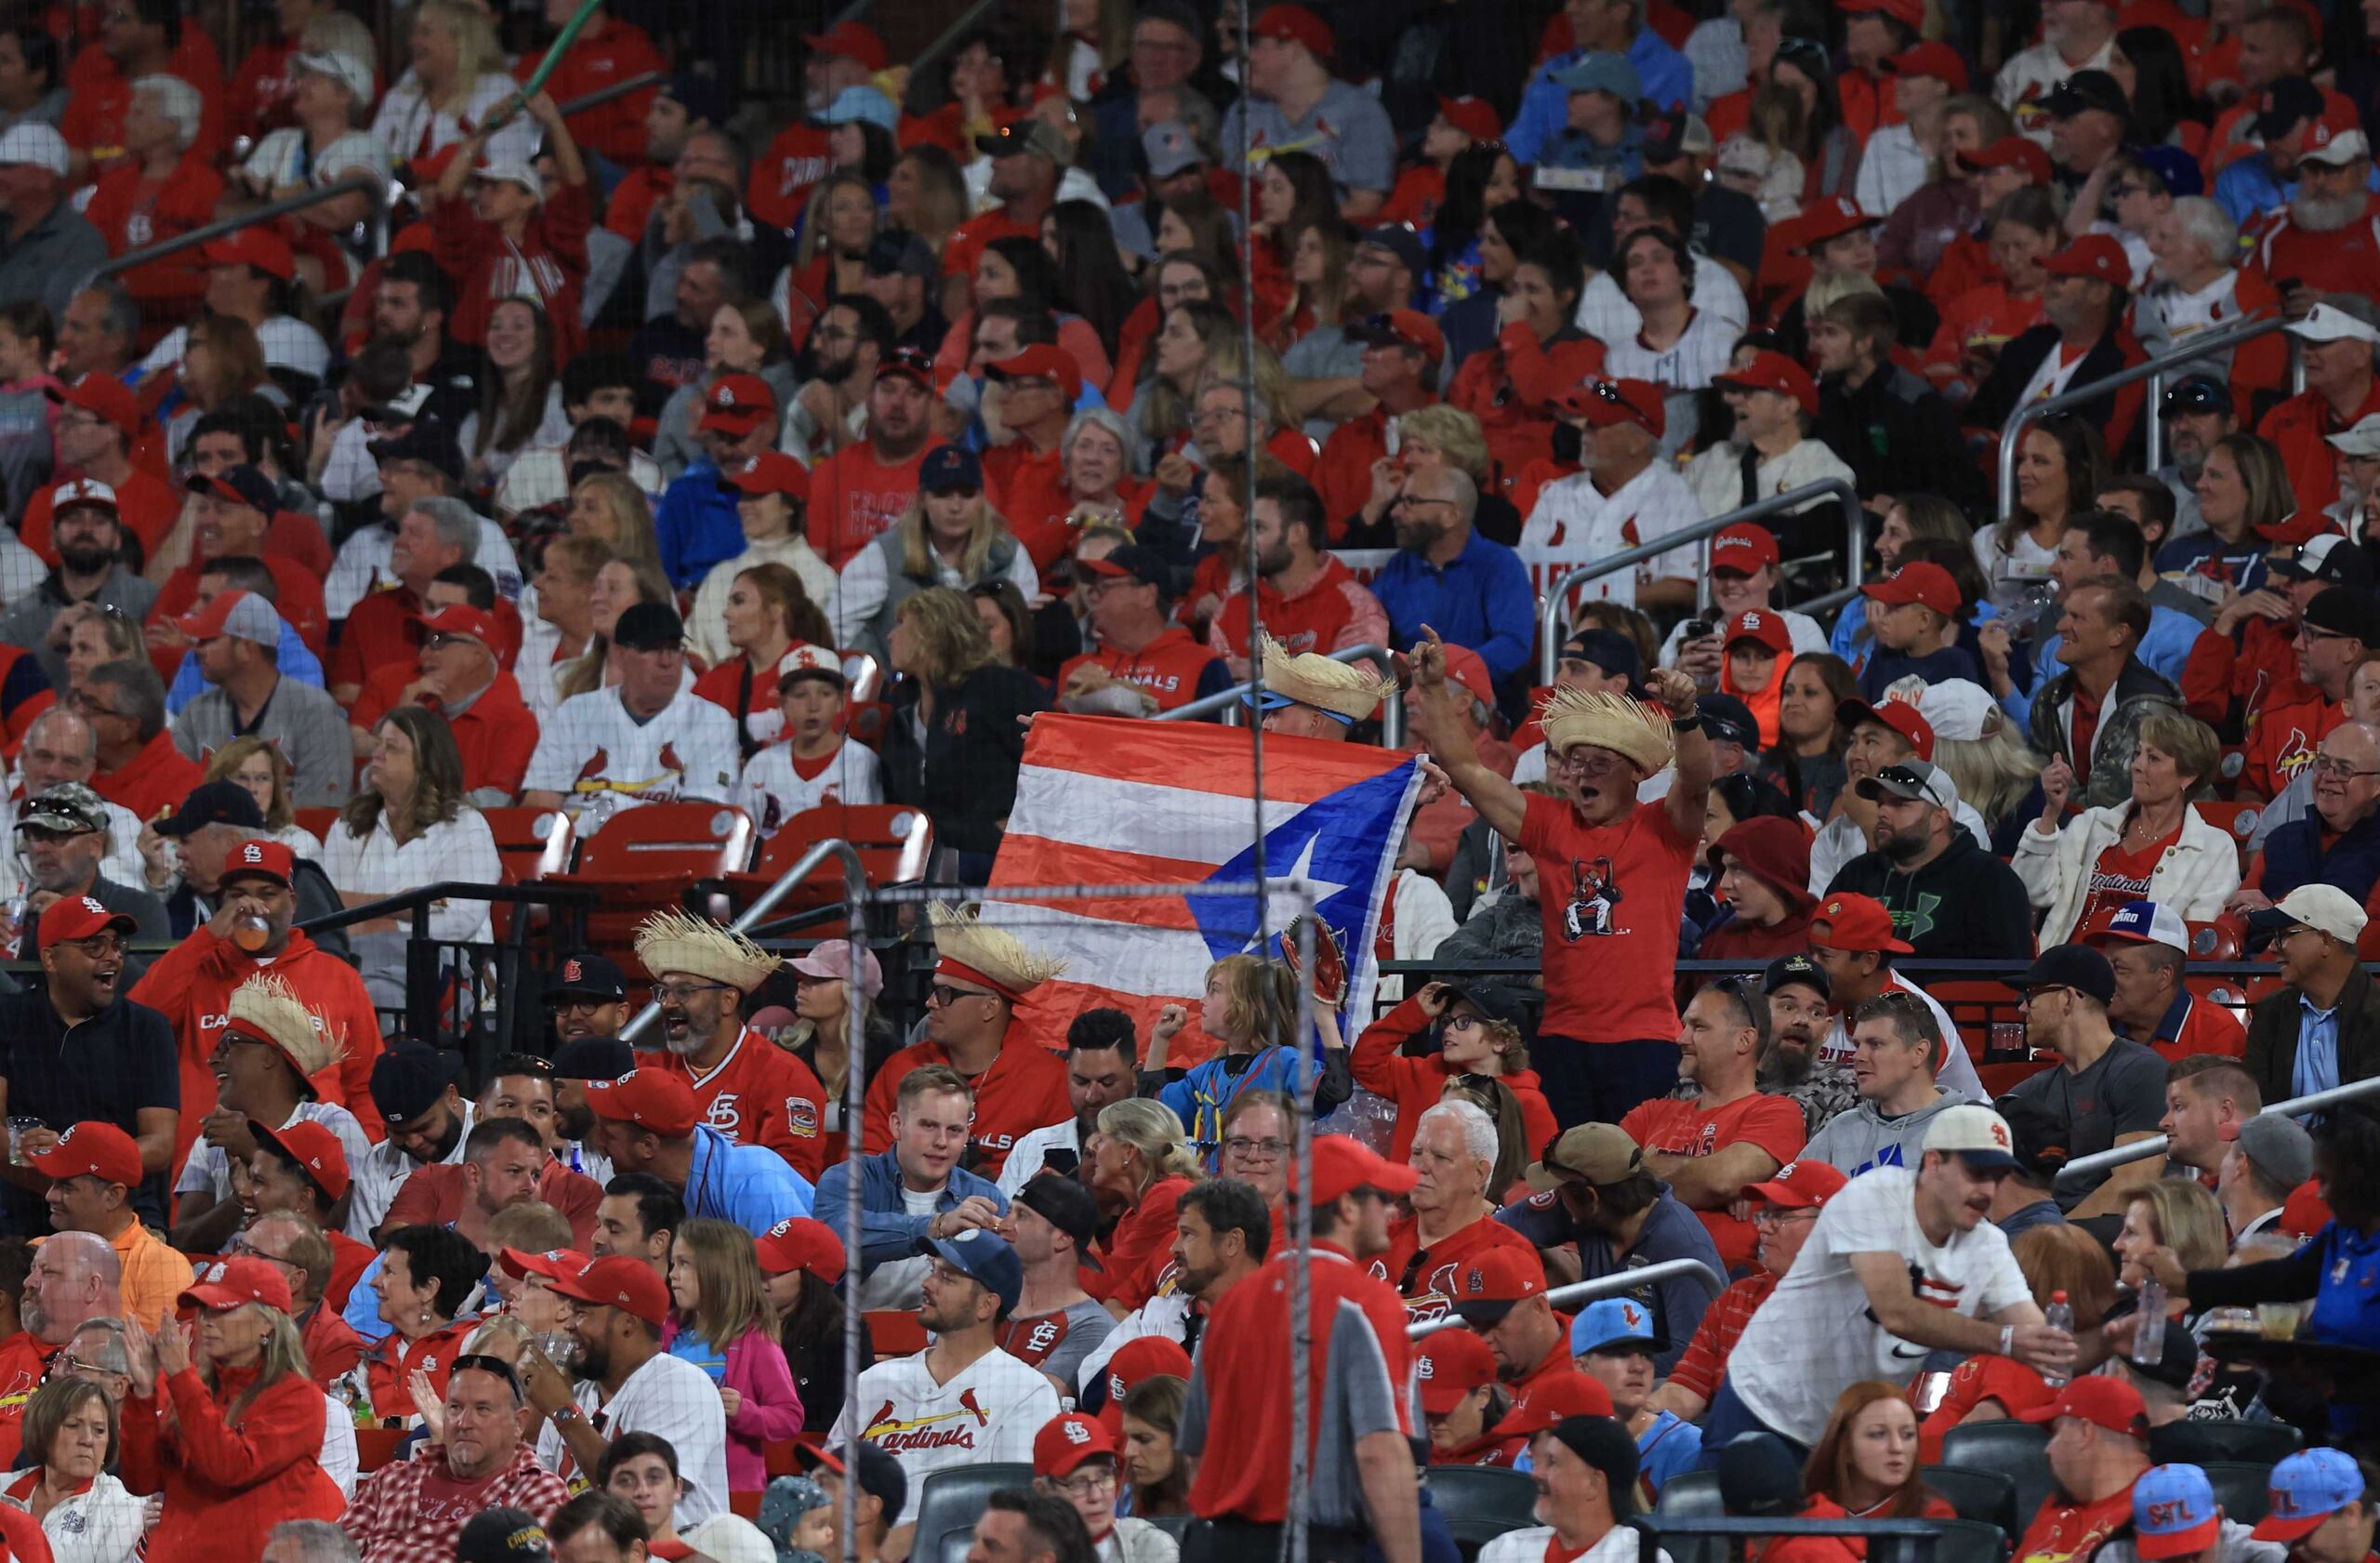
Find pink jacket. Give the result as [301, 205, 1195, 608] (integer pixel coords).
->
[719, 1329, 806, 1490]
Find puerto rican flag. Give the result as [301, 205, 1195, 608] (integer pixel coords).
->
[985, 715, 1423, 1067]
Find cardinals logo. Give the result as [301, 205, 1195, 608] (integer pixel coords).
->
[659, 741, 685, 775]
[863, 1389, 992, 1452]
[562, 959, 583, 983]
[575, 748, 609, 784]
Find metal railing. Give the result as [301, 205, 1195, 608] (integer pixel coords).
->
[95, 172, 383, 278]
[1538, 481, 1864, 685]
[1154, 642, 1406, 747]
[2062, 1071, 2380, 1177]
[2145, 316, 2298, 470]
[2001, 313, 2290, 522]
[617, 837, 869, 1045]
[1408, 1257, 1724, 1337]
[1641, 1517, 1964, 1563]
[909, 0, 1003, 75]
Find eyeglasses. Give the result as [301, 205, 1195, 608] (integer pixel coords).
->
[57, 934, 125, 957]
[1223, 1135, 1288, 1160]
[43, 1354, 125, 1384]
[1554, 748, 1630, 777]
[928, 983, 998, 1008]
[2310, 756, 2380, 778]
[647, 981, 732, 1004]
[1752, 1206, 1819, 1228]
[228, 1236, 298, 1267]
[2299, 622, 2362, 645]
[1443, 1013, 1486, 1032]
[1051, 1466, 1118, 1497]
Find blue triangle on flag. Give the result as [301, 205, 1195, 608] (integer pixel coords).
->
[1190, 762, 1417, 962]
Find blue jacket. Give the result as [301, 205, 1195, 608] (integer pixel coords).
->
[683, 1123, 813, 1232]
[813, 1147, 1007, 1276]
[1507, 32, 1693, 165]
[1998, 606, 2202, 726]
[653, 459, 746, 589]
[1371, 529, 1537, 685]
[2263, 809, 2380, 907]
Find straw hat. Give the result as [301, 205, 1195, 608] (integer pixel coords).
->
[227, 974, 346, 1081]
[633, 909, 780, 995]
[1260, 633, 1395, 722]
[928, 902, 1066, 1001]
[1539, 686, 1675, 774]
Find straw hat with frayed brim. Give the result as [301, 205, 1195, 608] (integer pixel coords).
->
[228, 974, 347, 1082]
[1539, 687, 1675, 775]
[928, 902, 1067, 1002]
[1258, 632, 1395, 722]
[633, 909, 780, 994]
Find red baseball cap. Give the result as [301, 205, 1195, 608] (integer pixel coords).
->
[1295, 1135, 1419, 1206]
[755, 1216, 847, 1285]
[1742, 1159, 1849, 1209]
[1957, 135, 2053, 184]
[1448, 1245, 1548, 1326]
[2043, 233, 2130, 285]
[2281, 1178, 2334, 1238]
[251, 1118, 351, 1201]
[1716, 351, 1818, 417]
[1860, 560, 1964, 616]
[1356, 309, 1447, 364]
[802, 19, 887, 71]
[1785, 194, 1878, 253]
[220, 838, 295, 888]
[1559, 378, 1665, 438]
[1250, 3, 1333, 56]
[1836, 695, 1936, 761]
[696, 372, 780, 437]
[1709, 522, 1781, 575]
[1885, 41, 1969, 89]
[548, 1253, 671, 1328]
[30, 1121, 140, 1186]
[1724, 610, 1792, 656]
[987, 344, 1084, 405]
[37, 894, 134, 947]
[2020, 1376, 2148, 1437]
[1844, 0, 1924, 26]
[726, 450, 811, 503]
[1436, 95, 1502, 143]
[583, 1068, 700, 1138]
[1033, 1412, 1117, 1477]
[1813, 892, 1916, 954]
[180, 1255, 294, 1314]
[1415, 1328, 1499, 1415]
[200, 227, 296, 282]
[1490, 1371, 1616, 1438]
[1441, 642, 1495, 708]
[1096, 1335, 1195, 1435]
[498, 1246, 592, 1283]
[420, 603, 501, 653]
[49, 375, 139, 440]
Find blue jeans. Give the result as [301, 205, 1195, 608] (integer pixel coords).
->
[1695, 1379, 1809, 1471]
[1533, 1035, 1682, 1130]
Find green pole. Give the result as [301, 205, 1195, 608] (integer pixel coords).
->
[483, 0, 607, 130]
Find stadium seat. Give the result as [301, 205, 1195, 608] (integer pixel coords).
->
[295, 805, 340, 844]
[731, 1490, 763, 1518]
[2193, 801, 2261, 846]
[913, 1464, 1034, 1563]
[1428, 1465, 1538, 1554]
[865, 1309, 929, 1358]
[1651, 1467, 1727, 1563]
[727, 803, 932, 936]
[556, 801, 755, 948]
[1924, 1464, 2016, 1535]
[2201, 1462, 2277, 1524]
[2151, 1420, 2302, 1466]
[2187, 921, 2243, 960]
[1939, 1422, 2054, 1523]
[1928, 1518, 2011, 1563]
[353, 1426, 407, 1472]
[479, 805, 576, 940]
[1144, 1515, 1194, 1541]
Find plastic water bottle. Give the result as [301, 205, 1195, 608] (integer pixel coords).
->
[2043, 1290, 2074, 1385]
[2133, 1279, 2168, 1366]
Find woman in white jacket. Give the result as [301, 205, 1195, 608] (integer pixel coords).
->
[4, 1378, 145, 1563]
[2013, 709, 2241, 945]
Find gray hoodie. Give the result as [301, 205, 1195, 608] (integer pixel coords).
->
[1802, 1090, 1977, 1177]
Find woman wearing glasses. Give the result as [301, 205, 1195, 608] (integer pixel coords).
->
[1036, 1411, 1179, 1563]
[2, 1376, 142, 1563]
[1349, 979, 1555, 1162]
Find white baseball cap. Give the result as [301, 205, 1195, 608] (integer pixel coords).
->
[2289, 301, 2380, 347]
[2275, 883, 2369, 947]
[1922, 1104, 2022, 1171]
[2085, 899, 2188, 953]
[0, 123, 67, 178]
[49, 477, 116, 514]
[293, 50, 375, 109]
[1915, 679, 1999, 744]
[2330, 415, 2380, 457]
[1856, 757, 1960, 814]
[471, 157, 544, 203]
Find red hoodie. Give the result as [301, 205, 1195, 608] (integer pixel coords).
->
[1347, 996, 1556, 1161]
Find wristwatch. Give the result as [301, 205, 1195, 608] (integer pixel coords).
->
[549, 1404, 584, 1427]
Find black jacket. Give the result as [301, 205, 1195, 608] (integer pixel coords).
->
[1964, 323, 2147, 463]
[1816, 363, 1987, 517]
[2244, 963, 2380, 1107]
[879, 666, 1051, 855]
[1824, 831, 2036, 960]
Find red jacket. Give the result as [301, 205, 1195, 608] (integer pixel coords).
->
[430, 182, 593, 367]
[512, 17, 663, 166]
[1057, 628, 1224, 713]
[2179, 616, 2300, 729]
[2248, 197, 2380, 309]
[747, 126, 830, 232]
[90, 729, 203, 825]
[1447, 325, 1605, 483]
[2260, 380, 2380, 536]
[300, 1302, 367, 1387]
[128, 923, 385, 1174]
[119, 1362, 343, 1563]
[1347, 995, 1557, 1161]
[82, 152, 222, 307]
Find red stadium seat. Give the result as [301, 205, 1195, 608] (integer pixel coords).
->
[294, 806, 340, 844]
[479, 806, 576, 940]
[732, 1490, 764, 1518]
[2194, 801, 2262, 843]
[354, 1427, 407, 1472]
[553, 802, 756, 953]
[866, 1309, 929, 1358]
[2187, 921, 2242, 960]
[727, 804, 932, 937]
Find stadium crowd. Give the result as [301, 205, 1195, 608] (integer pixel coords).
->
[3, 0, 2380, 1558]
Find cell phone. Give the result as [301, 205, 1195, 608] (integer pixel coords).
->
[1683, 618, 1713, 641]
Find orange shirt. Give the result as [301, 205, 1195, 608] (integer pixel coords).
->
[1619, 1092, 1809, 1271]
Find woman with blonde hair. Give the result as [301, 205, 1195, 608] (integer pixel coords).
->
[1146, 953, 1351, 1163]
[1922, 683, 2047, 834]
[887, 145, 967, 258]
[2167, 431, 2292, 592]
[1084, 1098, 1203, 1309]
[49, 603, 141, 700]
[325, 707, 499, 1003]
[880, 586, 1048, 879]
[554, 553, 675, 701]
[1349, 403, 1522, 547]
[692, 562, 836, 755]
[665, 1219, 804, 1492]
[2014, 709, 2237, 942]
[118, 1258, 344, 1560]
[371, 0, 536, 165]
[839, 449, 1039, 665]
[567, 470, 665, 576]
[205, 736, 321, 854]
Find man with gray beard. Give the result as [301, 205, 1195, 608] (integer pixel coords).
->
[2242, 89, 2380, 316]
[2255, 301, 2380, 533]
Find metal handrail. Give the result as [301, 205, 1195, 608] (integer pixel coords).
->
[1408, 1257, 1724, 1337]
[554, 70, 666, 117]
[95, 172, 383, 278]
[1154, 642, 1406, 747]
[2000, 312, 2290, 521]
[297, 878, 601, 936]
[2062, 1071, 2380, 1177]
[1640, 1517, 1959, 1563]
[908, 0, 1003, 75]
[617, 837, 869, 1045]
[1538, 480, 1864, 684]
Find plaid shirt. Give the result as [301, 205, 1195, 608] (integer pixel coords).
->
[1663, 1269, 1777, 1405]
[341, 1440, 572, 1563]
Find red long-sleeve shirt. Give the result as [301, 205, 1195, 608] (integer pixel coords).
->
[1448, 324, 1605, 482]
[1087, 1174, 1192, 1309]
[1347, 995, 1557, 1161]
[118, 1362, 344, 1563]
[512, 17, 664, 166]
[430, 180, 593, 366]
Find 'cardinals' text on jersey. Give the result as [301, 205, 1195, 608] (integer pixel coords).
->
[835, 1345, 1061, 1523]
[521, 686, 740, 817]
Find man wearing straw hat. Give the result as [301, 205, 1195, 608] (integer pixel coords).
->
[1249, 631, 1397, 741]
[860, 905, 1070, 1180]
[1411, 629, 1712, 1128]
[631, 911, 829, 1181]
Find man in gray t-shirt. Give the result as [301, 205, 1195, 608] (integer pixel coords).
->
[1217, 7, 1398, 218]
[1000, 1172, 1117, 1391]
[2002, 945, 2171, 1214]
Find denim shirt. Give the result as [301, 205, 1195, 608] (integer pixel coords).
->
[813, 1147, 1007, 1274]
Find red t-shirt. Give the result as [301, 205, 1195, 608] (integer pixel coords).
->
[1381, 1210, 1541, 1322]
[808, 442, 933, 570]
[2241, 695, 2343, 801]
[1916, 1351, 2057, 1463]
[2016, 1482, 2139, 1563]
[1522, 792, 1697, 1042]
[747, 126, 831, 232]
[860, 1024, 1070, 1178]
[636, 1027, 830, 1180]
[2071, 827, 2180, 940]
[942, 207, 1040, 284]
[1619, 1093, 1808, 1271]
[1057, 628, 1223, 713]
[1210, 556, 1383, 661]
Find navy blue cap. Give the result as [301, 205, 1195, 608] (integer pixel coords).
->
[547, 951, 628, 1002]
[184, 463, 278, 514]
[919, 444, 982, 494]
[369, 1043, 465, 1126]
[913, 1226, 1022, 1313]
[153, 779, 267, 839]
[1558, 629, 1642, 685]
[611, 601, 686, 652]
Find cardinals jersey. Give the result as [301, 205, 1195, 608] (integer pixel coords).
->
[635, 1027, 831, 1180]
[521, 686, 740, 818]
[837, 1346, 1061, 1523]
[735, 738, 884, 837]
[1379, 1212, 1542, 1322]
